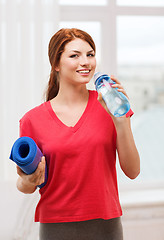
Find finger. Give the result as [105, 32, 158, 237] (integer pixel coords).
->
[34, 170, 44, 185]
[38, 157, 45, 173]
[117, 88, 129, 99]
[97, 92, 112, 116]
[97, 92, 103, 101]
[37, 156, 46, 184]
[29, 169, 43, 186]
[111, 83, 123, 89]
[110, 75, 121, 84]
[111, 83, 129, 99]
[40, 157, 46, 183]
[16, 165, 25, 177]
[97, 93, 105, 106]
[41, 156, 46, 167]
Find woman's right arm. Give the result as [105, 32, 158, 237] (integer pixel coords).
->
[16, 156, 46, 194]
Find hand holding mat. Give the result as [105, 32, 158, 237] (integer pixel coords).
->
[10, 136, 47, 188]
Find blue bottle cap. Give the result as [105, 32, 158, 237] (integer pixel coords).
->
[94, 72, 107, 82]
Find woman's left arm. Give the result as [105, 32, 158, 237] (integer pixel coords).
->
[98, 75, 140, 179]
[113, 116, 140, 179]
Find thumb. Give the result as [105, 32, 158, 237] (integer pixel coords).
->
[97, 92, 107, 109]
[16, 165, 25, 177]
[97, 92, 103, 102]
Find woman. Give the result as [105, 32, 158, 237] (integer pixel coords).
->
[16, 28, 140, 240]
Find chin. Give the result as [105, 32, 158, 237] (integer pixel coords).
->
[80, 79, 91, 85]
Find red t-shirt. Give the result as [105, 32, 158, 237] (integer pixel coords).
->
[19, 90, 133, 223]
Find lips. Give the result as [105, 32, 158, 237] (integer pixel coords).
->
[76, 69, 91, 74]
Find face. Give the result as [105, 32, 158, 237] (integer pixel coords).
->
[55, 38, 96, 86]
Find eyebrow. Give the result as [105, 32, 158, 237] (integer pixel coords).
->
[70, 49, 94, 53]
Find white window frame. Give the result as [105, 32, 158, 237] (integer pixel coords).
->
[60, 0, 164, 76]
[59, 1, 164, 193]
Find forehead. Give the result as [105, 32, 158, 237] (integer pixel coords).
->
[64, 38, 93, 52]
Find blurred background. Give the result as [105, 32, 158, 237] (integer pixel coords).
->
[0, 0, 164, 239]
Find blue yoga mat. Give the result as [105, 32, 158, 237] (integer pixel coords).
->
[10, 136, 47, 188]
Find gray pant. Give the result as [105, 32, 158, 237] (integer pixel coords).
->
[39, 217, 123, 240]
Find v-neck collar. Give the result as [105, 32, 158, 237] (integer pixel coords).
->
[46, 90, 95, 133]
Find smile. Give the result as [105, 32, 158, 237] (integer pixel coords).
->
[77, 69, 91, 74]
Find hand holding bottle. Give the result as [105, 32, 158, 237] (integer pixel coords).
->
[97, 75, 128, 113]
[95, 73, 130, 117]
[109, 75, 129, 98]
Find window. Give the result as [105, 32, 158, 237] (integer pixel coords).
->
[59, 0, 107, 6]
[116, 15, 164, 187]
[117, 16, 164, 113]
[117, 0, 164, 7]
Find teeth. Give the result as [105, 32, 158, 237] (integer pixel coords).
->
[78, 70, 90, 73]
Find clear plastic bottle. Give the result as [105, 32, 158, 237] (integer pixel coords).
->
[94, 72, 130, 117]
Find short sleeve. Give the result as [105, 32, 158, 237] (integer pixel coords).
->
[126, 108, 134, 118]
[19, 116, 33, 138]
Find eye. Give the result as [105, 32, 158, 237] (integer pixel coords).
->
[87, 53, 95, 57]
[70, 54, 78, 58]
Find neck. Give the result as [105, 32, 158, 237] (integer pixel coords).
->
[54, 82, 89, 105]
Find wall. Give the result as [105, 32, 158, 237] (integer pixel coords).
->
[121, 188, 164, 240]
[0, 0, 59, 181]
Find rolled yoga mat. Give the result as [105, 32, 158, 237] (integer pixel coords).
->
[10, 136, 47, 188]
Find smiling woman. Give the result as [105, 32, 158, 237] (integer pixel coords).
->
[46, 28, 96, 101]
[15, 28, 140, 240]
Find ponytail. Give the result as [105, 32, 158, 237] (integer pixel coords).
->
[46, 70, 59, 101]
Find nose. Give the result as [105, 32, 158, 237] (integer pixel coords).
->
[80, 55, 90, 67]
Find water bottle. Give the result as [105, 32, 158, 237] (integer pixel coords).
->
[94, 72, 130, 117]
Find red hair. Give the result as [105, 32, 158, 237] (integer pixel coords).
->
[46, 28, 96, 101]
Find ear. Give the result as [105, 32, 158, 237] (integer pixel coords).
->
[55, 68, 59, 72]
[54, 65, 60, 72]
